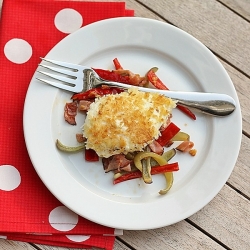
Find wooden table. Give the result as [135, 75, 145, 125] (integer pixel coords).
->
[1, 0, 249, 249]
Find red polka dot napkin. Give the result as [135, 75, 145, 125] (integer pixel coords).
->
[0, 1, 133, 249]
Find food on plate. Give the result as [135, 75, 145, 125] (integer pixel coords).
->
[83, 88, 176, 158]
[56, 58, 196, 194]
[189, 149, 197, 156]
[64, 101, 78, 125]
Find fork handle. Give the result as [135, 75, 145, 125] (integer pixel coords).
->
[96, 80, 236, 116]
[173, 99, 235, 116]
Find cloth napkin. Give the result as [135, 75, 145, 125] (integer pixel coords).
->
[0, 0, 134, 249]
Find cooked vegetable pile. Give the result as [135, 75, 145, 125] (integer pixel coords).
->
[57, 58, 197, 195]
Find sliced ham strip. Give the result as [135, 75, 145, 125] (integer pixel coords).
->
[102, 154, 132, 173]
[76, 134, 86, 143]
[64, 101, 78, 125]
[78, 100, 92, 111]
[119, 163, 132, 172]
[176, 141, 194, 152]
[149, 140, 164, 155]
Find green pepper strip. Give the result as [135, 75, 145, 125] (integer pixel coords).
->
[171, 131, 190, 141]
[160, 149, 176, 195]
[141, 148, 152, 184]
[159, 172, 174, 195]
[134, 152, 174, 194]
[139, 159, 152, 183]
[56, 139, 85, 152]
[162, 148, 176, 162]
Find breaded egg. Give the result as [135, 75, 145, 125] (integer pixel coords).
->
[83, 88, 176, 158]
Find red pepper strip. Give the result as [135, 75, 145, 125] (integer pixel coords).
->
[85, 149, 99, 162]
[147, 69, 196, 120]
[156, 122, 180, 147]
[176, 105, 197, 120]
[113, 58, 123, 70]
[114, 162, 179, 184]
[72, 87, 124, 101]
[147, 69, 169, 90]
[93, 68, 131, 84]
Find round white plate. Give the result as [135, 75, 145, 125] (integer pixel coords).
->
[23, 17, 242, 230]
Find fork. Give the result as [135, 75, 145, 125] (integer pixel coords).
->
[37, 58, 236, 117]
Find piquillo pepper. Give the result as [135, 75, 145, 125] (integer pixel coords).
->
[93, 68, 131, 84]
[113, 57, 123, 70]
[147, 68, 168, 90]
[176, 105, 196, 120]
[156, 122, 180, 147]
[85, 149, 99, 162]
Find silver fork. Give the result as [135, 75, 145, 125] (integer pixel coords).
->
[37, 58, 236, 116]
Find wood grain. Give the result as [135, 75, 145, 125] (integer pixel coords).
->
[228, 134, 250, 197]
[118, 185, 250, 250]
[189, 185, 250, 250]
[119, 220, 225, 250]
[139, 0, 250, 77]
[0, 239, 36, 250]
[219, 58, 250, 133]
[219, 0, 250, 20]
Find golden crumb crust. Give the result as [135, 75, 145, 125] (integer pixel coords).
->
[83, 88, 176, 158]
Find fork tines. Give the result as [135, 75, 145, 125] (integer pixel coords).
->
[36, 58, 87, 93]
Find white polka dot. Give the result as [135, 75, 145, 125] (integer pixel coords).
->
[0, 165, 21, 191]
[49, 206, 78, 231]
[54, 8, 83, 33]
[66, 235, 91, 242]
[4, 38, 32, 64]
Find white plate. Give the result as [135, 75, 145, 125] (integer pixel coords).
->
[23, 17, 242, 230]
